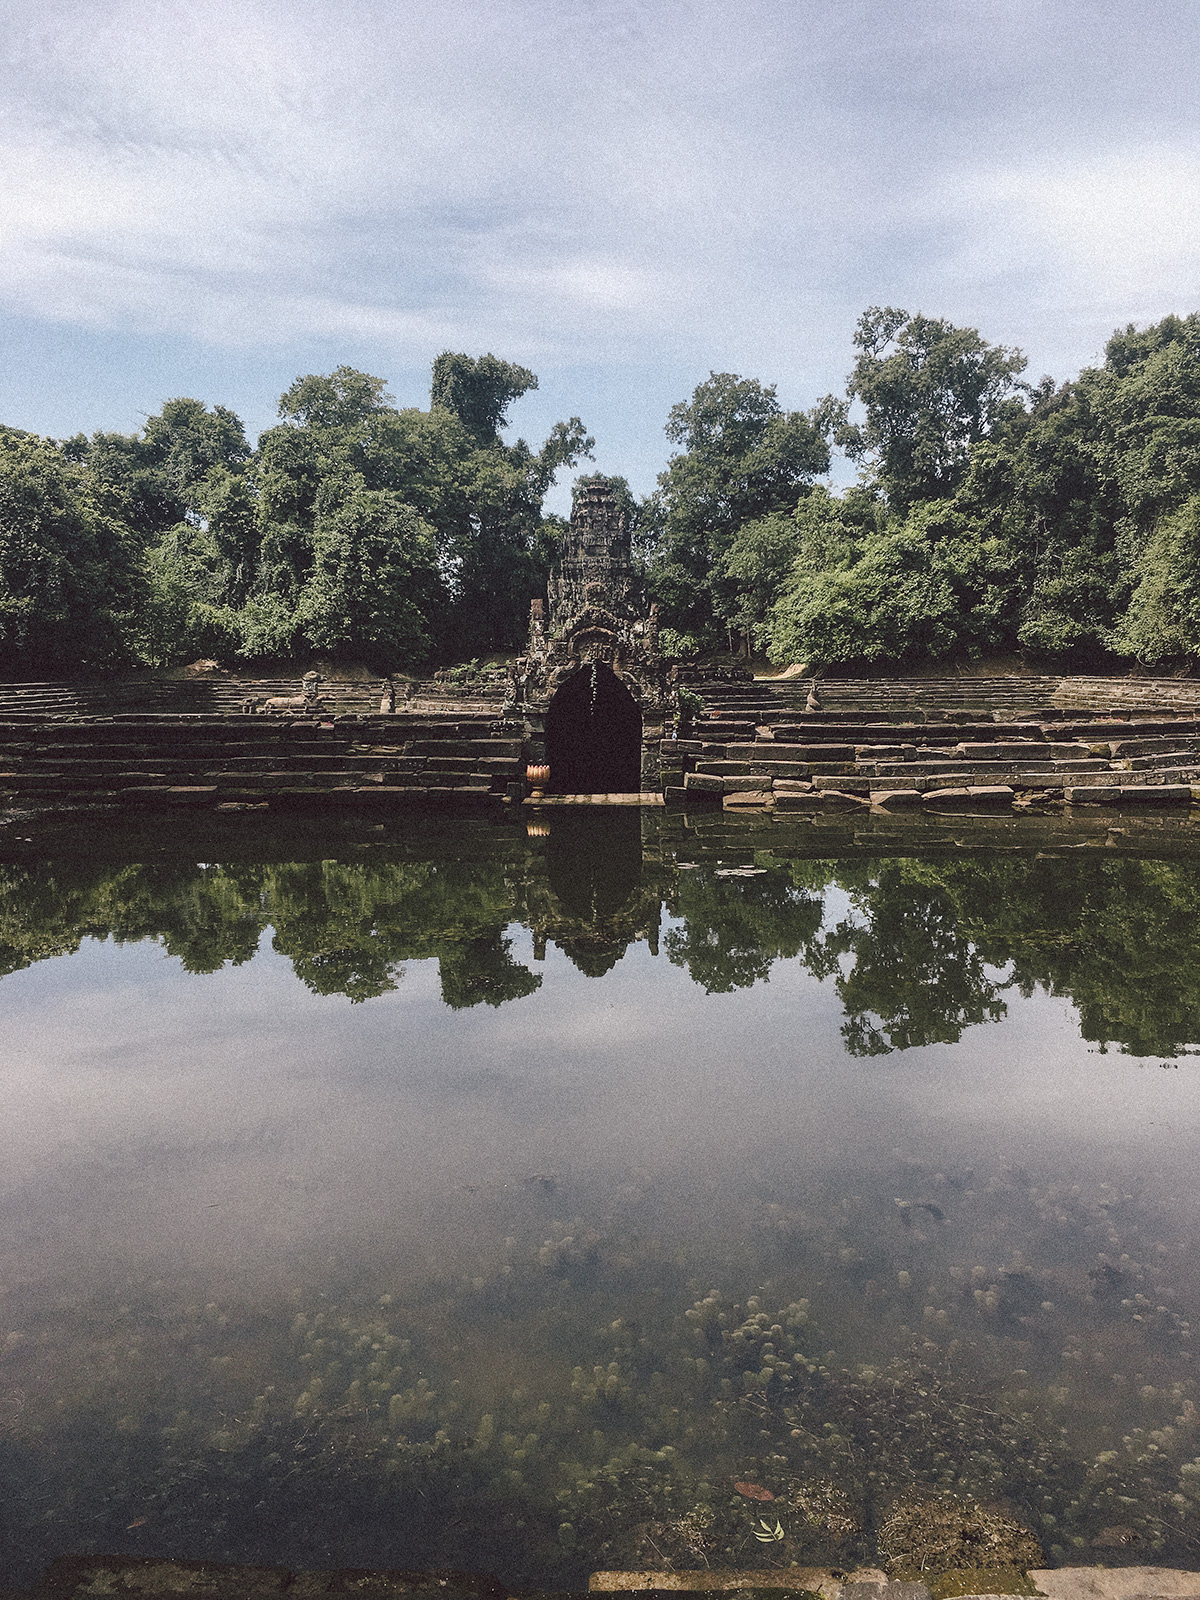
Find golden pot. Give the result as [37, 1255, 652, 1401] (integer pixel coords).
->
[525, 762, 550, 800]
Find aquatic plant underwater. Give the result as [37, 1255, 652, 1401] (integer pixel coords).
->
[4, 1156, 1200, 1588]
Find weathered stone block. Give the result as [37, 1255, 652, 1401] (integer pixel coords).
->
[854, 744, 917, 760]
[871, 789, 924, 809]
[924, 786, 1014, 809]
[724, 791, 773, 808]
[589, 1569, 840, 1593]
[684, 773, 724, 793]
[1118, 784, 1193, 803]
[772, 791, 829, 811]
[1064, 786, 1122, 804]
[812, 774, 871, 792]
[1029, 1567, 1200, 1600]
[807, 789, 870, 809]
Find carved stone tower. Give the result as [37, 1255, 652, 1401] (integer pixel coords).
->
[547, 477, 639, 627]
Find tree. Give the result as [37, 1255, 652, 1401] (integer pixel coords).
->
[767, 523, 959, 669]
[65, 397, 250, 543]
[843, 307, 1027, 510]
[1115, 494, 1200, 662]
[278, 366, 394, 430]
[645, 373, 833, 650]
[430, 352, 537, 443]
[297, 486, 442, 669]
[0, 428, 145, 671]
[249, 359, 593, 662]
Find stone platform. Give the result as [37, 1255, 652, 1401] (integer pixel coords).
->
[4, 673, 1200, 820]
[0, 713, 525, 815]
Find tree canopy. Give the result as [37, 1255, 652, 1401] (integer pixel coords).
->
[8, 309, 1200, 676]
[3, 353, 590, 673]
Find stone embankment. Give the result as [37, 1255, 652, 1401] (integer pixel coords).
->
[0, 713, 524, 813]
[0, 674, 506, 720]
[8, 1558, 1200, 1600]
[5, 672, 1200, 818]
[671, 678, 1200, 815]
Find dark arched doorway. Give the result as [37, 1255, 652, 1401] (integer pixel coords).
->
[545, 663, 643, 793]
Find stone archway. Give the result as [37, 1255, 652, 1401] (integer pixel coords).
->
[544, 662, 643, 794]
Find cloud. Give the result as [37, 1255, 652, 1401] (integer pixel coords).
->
[4, 0, 1200, 475]
[969, 146, 1200, 307]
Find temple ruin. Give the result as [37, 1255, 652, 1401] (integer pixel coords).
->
[506, 476, 673, 794]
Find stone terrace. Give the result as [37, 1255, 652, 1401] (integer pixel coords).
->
[4, 672, 1200, 818]
[670, 676, 1200, 814]
[0, 674, 506, 720]
[0, 712, 524, 813]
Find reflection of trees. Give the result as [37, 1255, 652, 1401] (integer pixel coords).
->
[663, 866, 824, 992]
[923, 856, 1200, 1058]
[0, 855, 542, 1009]
[810, 857, 1200, 1058]
[814, 862, 1008, 1055]
[3, 832, 1200, 1053]
[658, 852, 1200, 1058]
[438, 934, 542, 1008]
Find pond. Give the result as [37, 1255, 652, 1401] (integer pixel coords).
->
[3, 807, 1200, 1587]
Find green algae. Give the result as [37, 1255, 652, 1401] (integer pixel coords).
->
[5, 1157, 1200, 1586]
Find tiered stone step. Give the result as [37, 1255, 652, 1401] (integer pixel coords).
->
[691, 673, 1200, 721]
[668, 706, 1200, 814]
[0, 673, 508, 720]
[0, 715, 523, 813]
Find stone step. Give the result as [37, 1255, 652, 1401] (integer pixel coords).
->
[1112, 735, 1200, 755]
[723, 742, 858, 762]
[1124, 749, 1200, 769]
[924, 784, 1015, 808]
[951, 741, 1094, 759]
[867, 758, 1109, 778]
[813, 774, 872, 792]
[1066, 784, 1196, 805]
[696, 760, 854, 779]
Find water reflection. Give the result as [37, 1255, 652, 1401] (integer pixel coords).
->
[3, 813, 1200, 1586]
[3, 814, 1200, 1056]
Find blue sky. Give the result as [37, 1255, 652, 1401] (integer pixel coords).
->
[3, 0, 1200, 510]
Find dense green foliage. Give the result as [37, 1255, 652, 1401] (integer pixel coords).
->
[645, 309, 1200, 669]
[8, 310, 1200, 673]
[0, 355, 592, 674]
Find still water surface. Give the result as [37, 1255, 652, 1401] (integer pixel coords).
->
[3, 811, 1200, 1584]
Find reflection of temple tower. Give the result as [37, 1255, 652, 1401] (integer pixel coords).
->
[525, 809, 663, 976]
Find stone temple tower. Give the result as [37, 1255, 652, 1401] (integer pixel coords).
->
[547, 476, 639, 627]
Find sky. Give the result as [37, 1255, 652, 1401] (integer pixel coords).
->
[3, 0, 1200, 510]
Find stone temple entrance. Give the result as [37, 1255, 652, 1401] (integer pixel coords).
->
[544, 663, 642, 794]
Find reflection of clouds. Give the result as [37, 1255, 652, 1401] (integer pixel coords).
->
[1, 908, 1199, 1315]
